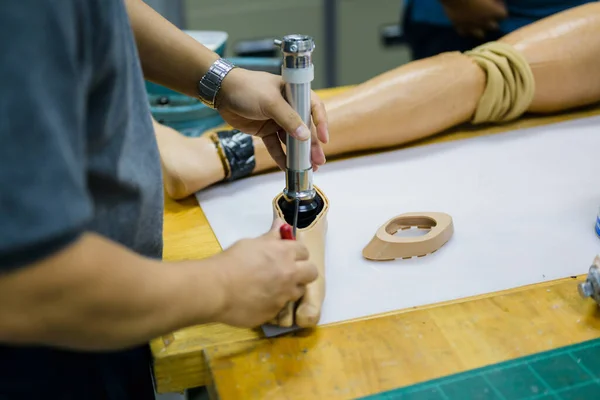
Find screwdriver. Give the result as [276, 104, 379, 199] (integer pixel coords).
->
[278, 222, 297, 328]
[279, 223, 295, 241]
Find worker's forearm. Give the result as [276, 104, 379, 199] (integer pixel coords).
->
[0, 233, 226, 351]
[125, 0, 219, 98]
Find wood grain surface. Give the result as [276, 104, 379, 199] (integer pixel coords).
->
[205, 276, 600, 400]
[151, 87, 600, 395]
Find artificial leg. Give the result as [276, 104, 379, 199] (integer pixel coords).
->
[269, 186, 329, 328]
[158, 3, 600, 199]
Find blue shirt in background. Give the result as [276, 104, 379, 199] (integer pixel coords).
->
[405, 0, 597, 33]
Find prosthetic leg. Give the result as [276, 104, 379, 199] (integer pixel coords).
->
[157, 3, 600, 200]
[270, 186, 329, 328]
[261, 35, 329, 336]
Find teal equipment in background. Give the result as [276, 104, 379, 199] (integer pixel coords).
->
[146, 30, 282, 137]
[147, 81, 224, 137]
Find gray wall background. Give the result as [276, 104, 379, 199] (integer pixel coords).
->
[144, 0, 184, 27]
[144, 0, 412, 88]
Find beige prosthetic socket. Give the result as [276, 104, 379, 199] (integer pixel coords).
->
[270, 186, 329, 328]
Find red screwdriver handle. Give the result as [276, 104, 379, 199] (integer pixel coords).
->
[279, 223, 295, 240]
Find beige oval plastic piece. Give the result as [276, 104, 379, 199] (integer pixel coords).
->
[362, 212, 454, 261]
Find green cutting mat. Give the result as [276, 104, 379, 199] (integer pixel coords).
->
[360, 337, 600, 400]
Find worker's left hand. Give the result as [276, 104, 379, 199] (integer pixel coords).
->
[440, 0, 508, 39]
[216, 67, 329, 171]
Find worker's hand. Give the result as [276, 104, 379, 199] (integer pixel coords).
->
[440, 0, 508, 39]
[216, 67, 329, 171]
[213, 218, 319, 328]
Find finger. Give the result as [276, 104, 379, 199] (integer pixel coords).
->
[267, 218, 285, 238]
[487, 19, 500, 30]
[255, 119, 281, 139]
[489, 0, 508, 18]
[469, 28, 486, 39]
[290, 241, 310, 261]
[310, 91, 329, 144]
[310, 126, 326, 172]
[262, 135, 286, 171]
[294, 260, 318, 284]
[263, 98, 311, 141]
[277, 129, 287, 147]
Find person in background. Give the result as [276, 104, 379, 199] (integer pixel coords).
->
[401, 0, 597, 59]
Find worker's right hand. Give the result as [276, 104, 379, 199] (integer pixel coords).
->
[440, 0, 508, 39]
[212, 218, 318, 328]
[216, 68, 329, 172]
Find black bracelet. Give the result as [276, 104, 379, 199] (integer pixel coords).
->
[216, 129, 256, 182]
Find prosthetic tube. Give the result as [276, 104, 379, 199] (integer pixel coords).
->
[274, 35, 316, 203]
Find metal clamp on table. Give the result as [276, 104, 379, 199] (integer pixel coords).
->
[578, 257, 600, 305]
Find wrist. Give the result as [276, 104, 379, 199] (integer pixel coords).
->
[182, 255, 232, 324]
[196, 58, 237, 109]
[198, 52, 221, 76]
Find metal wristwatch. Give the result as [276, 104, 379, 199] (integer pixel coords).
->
[196, 58, 236, 109]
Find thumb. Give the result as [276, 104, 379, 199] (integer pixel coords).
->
[266, 218, 285, 238]
[265, 98, 311, 141]
[489, 0, 508, 17]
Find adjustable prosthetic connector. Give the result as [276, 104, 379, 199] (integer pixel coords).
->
[277, 194, 324, 230]
[274, 34, 317, 221]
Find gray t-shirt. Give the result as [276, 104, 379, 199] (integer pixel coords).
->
[0, 0, 163, 398]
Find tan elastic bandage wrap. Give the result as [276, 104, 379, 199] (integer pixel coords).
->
[465, 41, 535, 124]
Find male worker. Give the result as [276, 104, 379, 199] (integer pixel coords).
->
[0, 0, 328, 399]
[401, 0, 597, 59]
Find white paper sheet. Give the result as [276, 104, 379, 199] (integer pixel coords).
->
[196, 116, 600, 326]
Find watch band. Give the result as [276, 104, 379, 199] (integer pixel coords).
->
[197, 58, 236, 109]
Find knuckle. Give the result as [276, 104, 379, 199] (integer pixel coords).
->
[303, 262, 318, 278]
[280, 242, 296, 256]
[273, 263, 289, 279]
[295, 286, 306, 299]
[282, 266, 295, 281]
[261, 98, 279, 117]
[274, 241, 289, 256]
[298, 244, 309, 258]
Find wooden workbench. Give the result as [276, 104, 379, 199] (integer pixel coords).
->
[151, 87, 600, 398]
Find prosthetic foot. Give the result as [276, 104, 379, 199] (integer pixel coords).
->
[269, 186, 329, 328]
